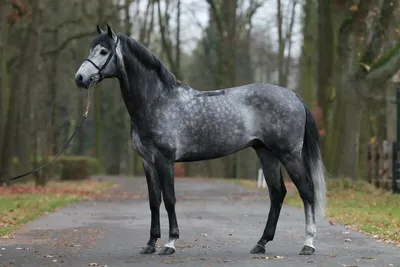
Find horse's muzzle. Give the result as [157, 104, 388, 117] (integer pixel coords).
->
[75, 73, 98, 89]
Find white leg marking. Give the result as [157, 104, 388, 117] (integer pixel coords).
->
[304, 205, 316, 249]
[164, 239, 176, 250]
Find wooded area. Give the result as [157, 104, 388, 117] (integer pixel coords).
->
[0, 0, 400, 185]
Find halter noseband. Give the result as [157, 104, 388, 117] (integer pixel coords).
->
[85, 37, 119, 80]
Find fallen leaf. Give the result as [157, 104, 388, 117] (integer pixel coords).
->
[349, 4, 358, 11]
[45, 255, 55, 258]
[201, 233, 208, 237]
[257, 255, 286, 260]
[360, 62, 371, 72]
[89, 263, 99, 266]
[162, 259, 185, 264]
[52, 259, 57, 263]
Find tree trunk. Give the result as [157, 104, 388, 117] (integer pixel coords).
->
[316, 0, 333, 150]
[0, 2, 10, 169]
[19, 0, 45, 178]
[1, 0, 44, 180]
[276, 0, 285, 86]
[330, 78, 364, 179]
[299, 0, 315, 107]
[175, 0, 181, 80]
[47, 25, 59, 156]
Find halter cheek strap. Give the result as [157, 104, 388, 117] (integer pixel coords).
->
[84, 38, 119, 80]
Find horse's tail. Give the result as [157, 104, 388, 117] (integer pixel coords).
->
[299, 97, 327, 217]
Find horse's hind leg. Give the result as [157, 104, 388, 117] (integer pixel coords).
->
[250, 147, 287, 254]
[280, 152, 317, 255]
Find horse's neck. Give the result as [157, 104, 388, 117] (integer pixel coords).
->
[117, 58, 162, 119]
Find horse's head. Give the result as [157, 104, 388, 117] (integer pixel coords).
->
[75, 24, 120, 89]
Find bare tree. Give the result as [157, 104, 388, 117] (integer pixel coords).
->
[157, 0, 182, 79]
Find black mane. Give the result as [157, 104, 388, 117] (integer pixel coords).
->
[120, 34, 183, 89]
[90, 32, 188, 89]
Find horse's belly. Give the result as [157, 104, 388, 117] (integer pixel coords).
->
[174, 131, 249, 162]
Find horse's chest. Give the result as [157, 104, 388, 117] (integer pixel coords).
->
[130, 123, 175, 161]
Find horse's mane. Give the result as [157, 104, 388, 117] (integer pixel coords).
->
[118, 34, 186, 89]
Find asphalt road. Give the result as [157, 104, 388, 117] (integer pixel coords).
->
[0, 176, 399, 267]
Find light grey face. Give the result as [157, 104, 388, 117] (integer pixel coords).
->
[75, 24, 121, 89]
[74, 44, 117, 89]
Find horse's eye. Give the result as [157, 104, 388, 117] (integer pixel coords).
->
[100, 49, 108, 55]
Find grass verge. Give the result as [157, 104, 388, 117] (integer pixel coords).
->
[0, 179, 114, 237]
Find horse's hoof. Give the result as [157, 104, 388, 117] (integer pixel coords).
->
[158, 246, 176, 255]
[250, 244, 266, 254]
[140, 245, 156, 254]
[299, 245, 315, 255]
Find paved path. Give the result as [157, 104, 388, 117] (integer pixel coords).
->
[0, 176, 399, 267]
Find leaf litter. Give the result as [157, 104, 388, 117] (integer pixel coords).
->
[252, 255, 285, 260]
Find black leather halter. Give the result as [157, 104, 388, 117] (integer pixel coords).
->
[84, 37, 119, 80]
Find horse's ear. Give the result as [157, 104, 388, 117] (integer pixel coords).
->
[96, 25, 103, 35]
[106, 23, 116, 40]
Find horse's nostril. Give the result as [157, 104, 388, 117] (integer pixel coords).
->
[77, 74, 83, 81]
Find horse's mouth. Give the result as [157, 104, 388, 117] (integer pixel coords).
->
[83, 75, 100, 89]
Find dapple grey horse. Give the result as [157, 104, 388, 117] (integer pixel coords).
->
[74, 24, 326, 256]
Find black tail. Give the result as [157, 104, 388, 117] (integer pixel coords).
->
[297, 96, 327, 217]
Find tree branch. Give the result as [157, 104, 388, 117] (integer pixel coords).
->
[156, 0, 176, 71]
[360, 0, 396, 68]
[337, 0, 375, 59]
[205, 0, 224, 35]
[365, 42, 400, 83]
[237, 0, 264, 35]
[283, 0, 297, 86]
[139, 0, 152, 42]
[44, 17, 86, 33]
[41, 31, 96, 56]
[338, 0, 374, 37]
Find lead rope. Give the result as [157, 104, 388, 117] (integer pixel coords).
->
[4, 82, 97, 181]
[84, 81, 96, 117]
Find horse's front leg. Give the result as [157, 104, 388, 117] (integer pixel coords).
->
[155, 155, 179, 255]
[140, 160, 161, 254]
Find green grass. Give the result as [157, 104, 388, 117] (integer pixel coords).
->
[0, 194, 81, 236]
[0, 180, 114, 237]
